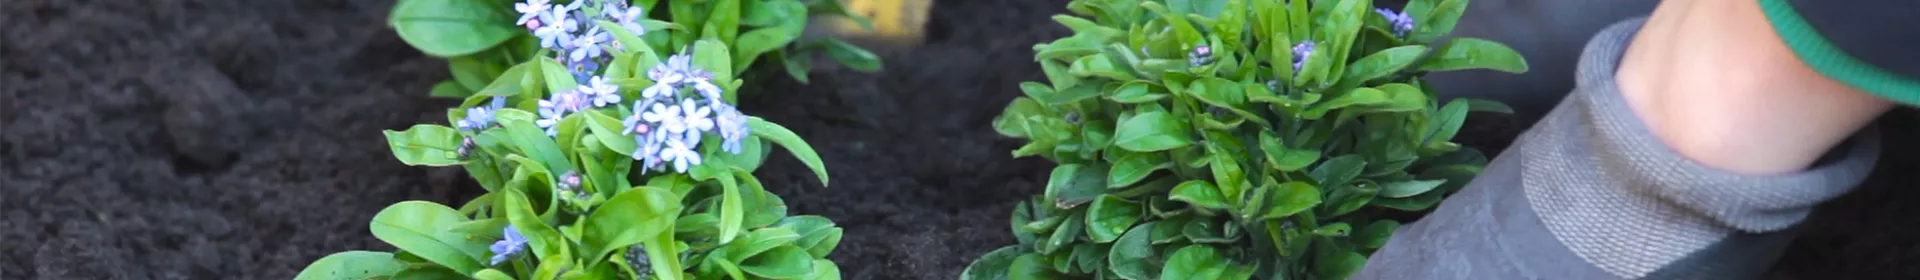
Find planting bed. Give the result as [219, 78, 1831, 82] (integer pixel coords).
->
[2, 0, 1916, 279]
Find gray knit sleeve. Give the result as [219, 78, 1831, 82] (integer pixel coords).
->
[1353, 18, 1882, 280]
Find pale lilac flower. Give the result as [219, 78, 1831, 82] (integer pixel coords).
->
[514, 0, 550, 28]
[537, 90, 590, 136]
[1291, 41, 1316, 73]
[489, 226, 528, 265]
[570, 26, 610, 62]
[633, 134, 663, 169]
[580, 76, 621, 107]
[679, 98, 714, 144]
[534, 8, 577, 50]
[620, 106, 651, 136]
[1376, 8, 1415, 38]
[607, 4, 647, 37]
[660, 136, 702, 173]
[713, 104, 750, 154]
[692, 78, 722, 102]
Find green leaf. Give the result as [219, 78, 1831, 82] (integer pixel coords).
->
[1113, 112, 1197, 152]
[747, 117, 829, 186]
[1259, 132, 1320, 171]
[1343, 45, 1428, 83]
[1107, 152, 1169, 188]
[1040, 211, 1086, 255]
[1379, 179, 1446, 198]
[822, 38, 883, 72]
[536, 58, 578, 96]
[293, 251, 406, 280]
[1008, 253, 1057, 280]
[804, 260, 842, 280]
[1423, 99, 1471, 146]
[720, 228, 803, 263]
[1372, 83, 1429, 113]
[1310, 155, 1367, 187]
[961, 246, 1023, 280]
[1042, 84, 1104, 105]
[383, 125, 462, 166]
[692, 39, 736, 94]
[447, 56, 496, 91]
[431, 80, 473, 98]
[714, 166, 746, 244]
[732, 27, 803, 71]
[501, 189, 566, 260]
[1354, 220, 1400, 249]
[1108, 81, 1168, 103]
[1106, 222, 1157, 280]
[1257, 182, 1322, 220]
[368, 201, 487, 274]
[1418, 37, 1529, 73]
[1411, 0, 1467, 43]
[1085, 195, 1143, 243]
[581, 110, 639, 156]
[1313, 222, 1352, 237]
[596, 20, 659, 65]
[495, 109, 571, 175]
[1169, 180, 1230, 211]
[1315, 250, 1368, 280]
[705, 0, 742, 45]
[476, 61, 535, 96]
[1159, 245, 1249, 280]
[775, 215, 844, 259]
[387, 0, 517, 57]
[472, 269, 515, 280]
[583, 187, 683, 261]
[1045, 164, 1110, 209]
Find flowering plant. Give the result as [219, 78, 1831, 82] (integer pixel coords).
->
[295, 0, 853, 279]
[404, 0, 881, 100]
[961, 0, 1526, 279]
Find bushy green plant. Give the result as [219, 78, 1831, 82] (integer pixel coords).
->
[295, 1, 859, 279]
[961, 0, 1527, 279]
[400, 0, 882, 100]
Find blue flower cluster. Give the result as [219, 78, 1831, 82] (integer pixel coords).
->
[1375, 8, 1415, 38]
[619, 54, 752, 174]
[512, 0, 751, 175]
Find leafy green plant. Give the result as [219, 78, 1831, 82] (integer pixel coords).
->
[400, 0, 882, 100]
[296, 0, 854, 279]
[961, 0, 1526, 279]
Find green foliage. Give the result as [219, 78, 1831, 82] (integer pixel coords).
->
[395, 0, 883, 100]
[962, 0, 1527, 279]
[298, 0, 851, 279]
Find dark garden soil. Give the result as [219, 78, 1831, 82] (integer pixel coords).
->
[4, 0, 1918, 279]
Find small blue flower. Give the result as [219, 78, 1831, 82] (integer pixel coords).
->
[713, 104, 750, 154]
[679, 98, 714, 144]
[514, 0, 551, 28]
[455, 97, 508, 131]
[660, 135, 702, 173]
[569, 59, 599, 82]
[1375, 8, 1415, 38]
[1291, 41, 1316, 73]
[580, 76, 621, 107]
[534, 7, 577, 50]
[570, 26, 610, 62]
[489, 226, 528, 266]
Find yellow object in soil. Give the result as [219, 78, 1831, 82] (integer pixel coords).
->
[816, 0, 933, 46]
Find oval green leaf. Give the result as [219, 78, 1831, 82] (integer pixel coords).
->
[383, 124, 462, 166]
[293, 251, 406, 280]
[1085, 195, 1143, 243]
[1418, 37, 1529, 73]
[368, 201, 487, 274]
[388, 0, 518, 57]
[1113, 111, 1196, 152]
[747, 117, 829, 186]
[1169, 180, 1230, 211]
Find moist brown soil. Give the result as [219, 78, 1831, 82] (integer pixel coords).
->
[3, 0, 1914, 279]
